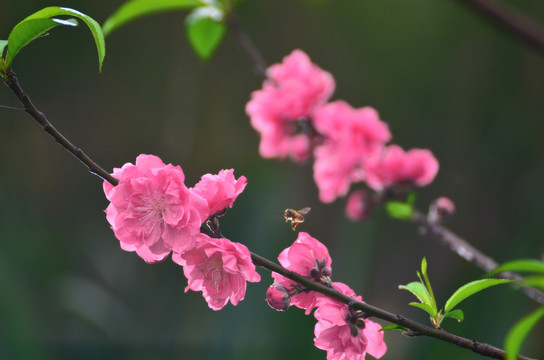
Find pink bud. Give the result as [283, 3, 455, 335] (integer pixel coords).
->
[428, 196, 455, 223]
[266, 283, 291, 311]
[345, 190, 372, 221]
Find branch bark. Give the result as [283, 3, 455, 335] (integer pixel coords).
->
[413, 210, 544, 306]
[454, 0, 544, 54]
[4, 71, 117, 185]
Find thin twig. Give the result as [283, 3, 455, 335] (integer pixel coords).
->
[413, 210, 544, 305]
[454, 0, 544, 54]
[3, 71, 118, 185]
[227, 14, 268, 78]
[250, 251, 535, 360]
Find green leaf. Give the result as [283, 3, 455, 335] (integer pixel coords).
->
[399, 282, 434, 309]
[4, 7, 106, 72]
[103, 0, 201, 36]
[420, 257, 437, 310]
[380, 324, 408, 332]
[0, 40, 7, 58]
[444, 278, 514, 314]
[4, 18, 78, 71]
[489, 259, 544, 276]
[505, 306, 544, 360]
[185, 6, 226, 60]
[385, 201, 413, 220]
[442, 309, 464, 323]
[409, 302, 436, 317]
[521, 275, 544, 290]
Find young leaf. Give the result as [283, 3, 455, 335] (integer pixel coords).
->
[442, 309, 464, 323]
[408, 302, 436, 317]
[488, 259, 544, 276]
[385, 201, 413, 220]
[406, 192, 417, 205]
[399, 282, 434, 309]
[102, 0, 201, 37]
[0, 40, 7, 57]
[185, 7, 226, 60]
[4, 18, 78, 71]
[444, 278, 514, 314]
[522, 275, 544, 290]
[505, 306, 544, 360]
[4, 7, 106, 72]
[380, 324, 408, 332]
[420, 257, 437, 310]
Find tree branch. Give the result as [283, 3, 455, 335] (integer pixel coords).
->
[412, 210, 544, 306]
[454, 0, 544, 54]
[250, 251, 535, 360]
[4, 67, 536, 360]
[3, 71, 117, 185]
[226, 14, 268, 78]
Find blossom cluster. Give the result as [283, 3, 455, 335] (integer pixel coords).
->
[267, 232, 387, 360]
[246, 50, 439, 217]
[103, 154, 260, 310]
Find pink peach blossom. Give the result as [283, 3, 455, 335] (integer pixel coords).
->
[192, 169, 247, 218]
[172, 234, 261, 310]
[314, 282, 387, 360]
[272, 232, 332, 314]
[312, 101, 391, 203]
[103, 154, 208, 263]
[364, 145, 439, 191]
[345, 190, 372, 222]
[246, 49, 335, 162]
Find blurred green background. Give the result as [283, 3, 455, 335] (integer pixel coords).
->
[1, 0, 543, 359]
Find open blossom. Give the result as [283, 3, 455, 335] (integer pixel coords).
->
[314, 282, 387, 360]
[312, 102, 391, 204]
[272, 232, 332, 314]
[192, 169, 247, 218]
[103, 154, 208, 263]
[172, 234, 261, 310]
[313, 101, 391, 203]
[364, 145, 439, 191]
[246, 49, 335, 162]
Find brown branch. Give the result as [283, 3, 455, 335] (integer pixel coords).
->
[454, 0, 544, 54]
[226, 14, 267, 78]
[3, 71, 117, 185]
[251, 251, 535, 360]
[412, 210, 544, 305]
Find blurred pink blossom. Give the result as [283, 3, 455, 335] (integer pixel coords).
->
[103, 154, 208, 263]
[192, 169, 247, 218]
[314, 282, 387, 360]
[365, 145, 439, 191]
[345, 190, 372, 222]
[272, 232, 332, 314]
[173, 234, 261, 310]
[246, 49, 335, 162]
[313, 101, 391, 203]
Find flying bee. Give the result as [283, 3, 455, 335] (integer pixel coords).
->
[284, 207, 311, 231]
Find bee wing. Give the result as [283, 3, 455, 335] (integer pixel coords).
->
[297, 207, 311, 216]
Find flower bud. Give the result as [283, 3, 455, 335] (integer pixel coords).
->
[345, 190, 372, 222]
[428, 196, 455, 223]
[266, 283, 291, 311]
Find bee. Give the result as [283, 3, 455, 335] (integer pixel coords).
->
[284, 207, 311, 231]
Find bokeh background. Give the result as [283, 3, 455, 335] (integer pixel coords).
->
[1, 0, 543, 359]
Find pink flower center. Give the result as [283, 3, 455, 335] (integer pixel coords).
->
[136, 191, 168, 226]
[201, 254, 226, 291]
